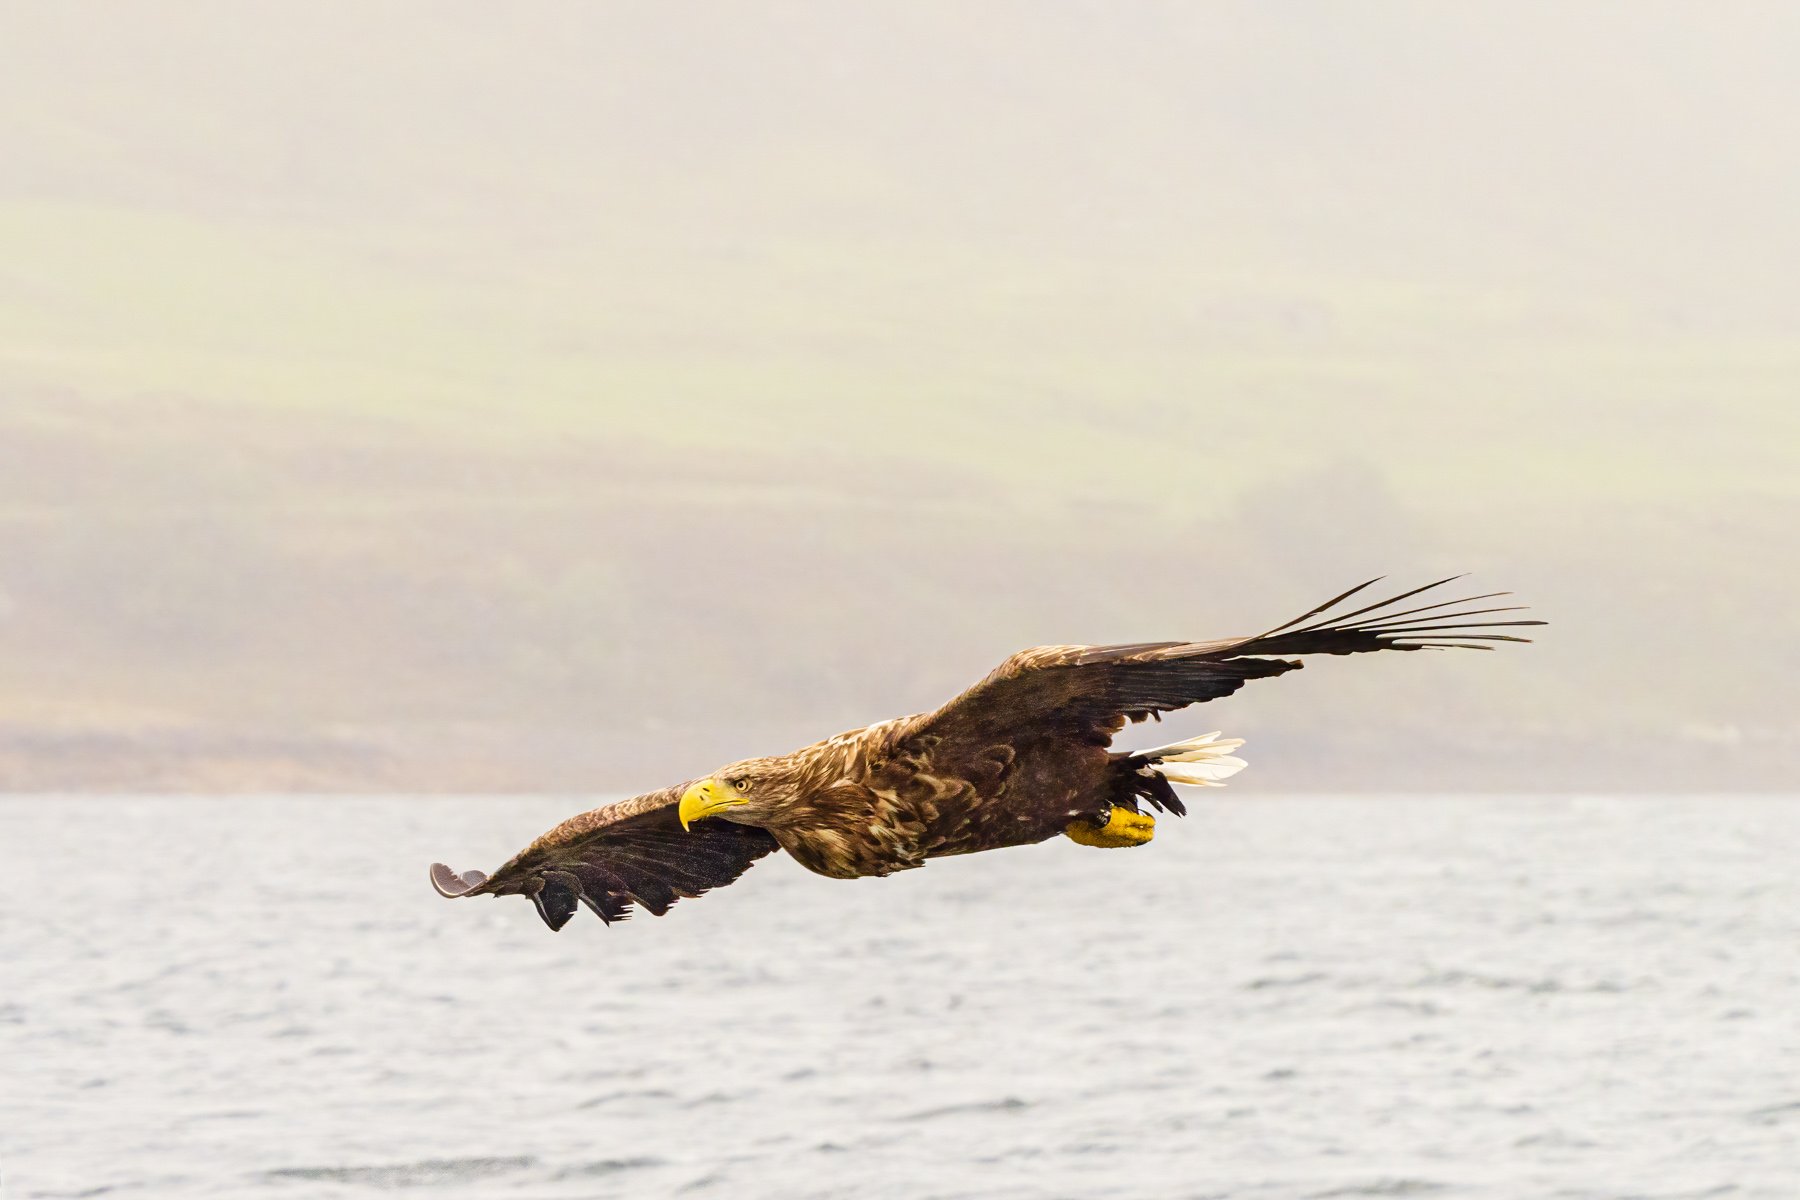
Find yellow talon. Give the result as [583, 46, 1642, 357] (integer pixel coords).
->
[1064, 805, 1155, 848]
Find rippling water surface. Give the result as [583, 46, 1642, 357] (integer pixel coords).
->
[3, 794, 1797, 1198]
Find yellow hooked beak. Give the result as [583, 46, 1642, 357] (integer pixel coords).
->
[679, 778, 747, 830]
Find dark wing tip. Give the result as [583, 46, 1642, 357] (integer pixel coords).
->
[429, 862, 489, 898]
[1244, 576, 1542, 659]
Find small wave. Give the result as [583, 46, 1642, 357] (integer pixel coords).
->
[183, 1107, 263, 1123]
[677, 1169, 732, 1193]
[1747, 1099, 1800, 1124]
[1308, 1179, 1450, 1198]
[143, 1009, 192, 1035]
[576, 1087, 677, 1109]
[550, 1156, 663, 1180]
[1244, 971, 1331, 990]
[902, 1096, 1030, 1121]
[1408, 969, 1634, 994]
[683, 1089, 750, 1108]
[263, 1155, 535, 1187]
[1514, 1131, 1598, 1149]
[1344, 998, 1445, 1017]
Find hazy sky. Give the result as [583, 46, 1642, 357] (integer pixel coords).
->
[1, 3, 1794, 791]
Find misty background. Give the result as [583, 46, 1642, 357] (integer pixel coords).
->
[1, 2, 1794, 794]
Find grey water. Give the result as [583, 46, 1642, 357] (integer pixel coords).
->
[2, 794, 1797, 1199]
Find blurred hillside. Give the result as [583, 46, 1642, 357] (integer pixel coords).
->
[1, 3, 1794, 791]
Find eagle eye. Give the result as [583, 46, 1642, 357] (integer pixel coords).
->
[730, 776, 750, 793]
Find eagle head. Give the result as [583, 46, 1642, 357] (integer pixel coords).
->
[678, 757, 795, 830]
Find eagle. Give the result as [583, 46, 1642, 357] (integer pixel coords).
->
[430, 576, 1539, 931]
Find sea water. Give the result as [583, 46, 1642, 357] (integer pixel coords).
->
[3, 794, 1796, 1198]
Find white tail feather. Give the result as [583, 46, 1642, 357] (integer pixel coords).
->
[1139, 731, 1249, 788]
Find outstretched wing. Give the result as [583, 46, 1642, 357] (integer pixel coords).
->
[430, 785, 781, 931]
[898, 576, 1542, 753]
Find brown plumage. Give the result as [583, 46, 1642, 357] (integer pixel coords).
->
[430, 576, 1541, 931]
